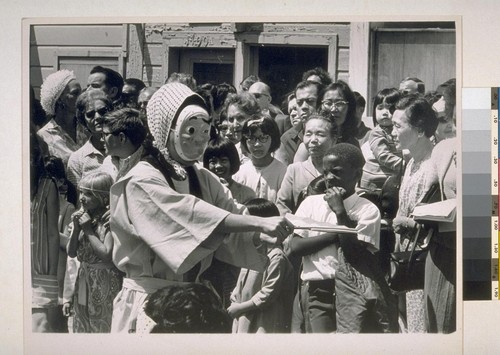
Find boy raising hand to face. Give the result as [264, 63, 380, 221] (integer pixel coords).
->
[290, 143, 397, 333]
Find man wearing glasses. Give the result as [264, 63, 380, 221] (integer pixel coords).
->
[100, 108, 147, 182]
[275, 80, 323, 165]
[249, 81, 290, 136]
[248, 82, 283, 118]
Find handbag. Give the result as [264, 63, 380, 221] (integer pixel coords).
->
[388, 223, 432, 292]
[387, 182, 441, 292]
[377, 161, 405, 220]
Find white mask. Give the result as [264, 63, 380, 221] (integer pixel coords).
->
[172, 105, 211, 162]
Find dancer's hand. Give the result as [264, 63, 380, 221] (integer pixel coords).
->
[227, 303, 246, 318]
[258, 216, 294, 245]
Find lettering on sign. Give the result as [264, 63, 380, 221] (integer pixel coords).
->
[184, 34, 214, 47]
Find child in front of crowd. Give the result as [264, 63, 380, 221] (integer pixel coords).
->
[202, 136, 255, 308]
[359, 88, 403, 195]
[290, 143, 397, 333]
[228, 198, 294, 333]
[67, 172, 123, 333]
[234, 115, 287, 204]
[203, 136, 256, 205]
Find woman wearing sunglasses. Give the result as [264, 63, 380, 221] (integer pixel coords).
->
[67, 89, 113, 188]
[63, 90, 113, 329]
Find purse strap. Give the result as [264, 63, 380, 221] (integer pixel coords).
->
[406, 224, 434, 271]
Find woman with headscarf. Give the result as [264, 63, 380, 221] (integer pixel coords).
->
[37, 69, 86, 167]
[109, 83, 293, 333]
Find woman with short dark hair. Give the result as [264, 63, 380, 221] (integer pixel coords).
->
[391, 94, 438, 333]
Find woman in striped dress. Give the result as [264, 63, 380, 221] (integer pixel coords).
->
[31, 133, 60, 332]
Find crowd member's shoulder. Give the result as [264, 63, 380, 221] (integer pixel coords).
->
[430, 137, 456, 174]
[432, 137, 456, 156]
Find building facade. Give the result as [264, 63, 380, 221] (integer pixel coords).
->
[30, 21, 456, 115]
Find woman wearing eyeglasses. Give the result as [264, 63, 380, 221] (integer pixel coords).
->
[317, 81, 359, 146]
[233, 115, 287, 204]
[67, 89, 113, 188]
[293, 80, 360, 163]
[38, 69, 86, 167]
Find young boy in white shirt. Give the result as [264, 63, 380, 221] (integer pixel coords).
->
[290, 143, 397, 333]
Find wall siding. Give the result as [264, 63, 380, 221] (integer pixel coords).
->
[31, 23, 352, 95]
[31, 25, 123, 46]
[30, 25, 124, 97]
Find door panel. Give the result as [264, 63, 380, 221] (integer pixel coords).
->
[371, 30, 455, 111]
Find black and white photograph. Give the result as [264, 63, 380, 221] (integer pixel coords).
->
[26, 18, 458, 341]
[2, 1, 499, 352]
